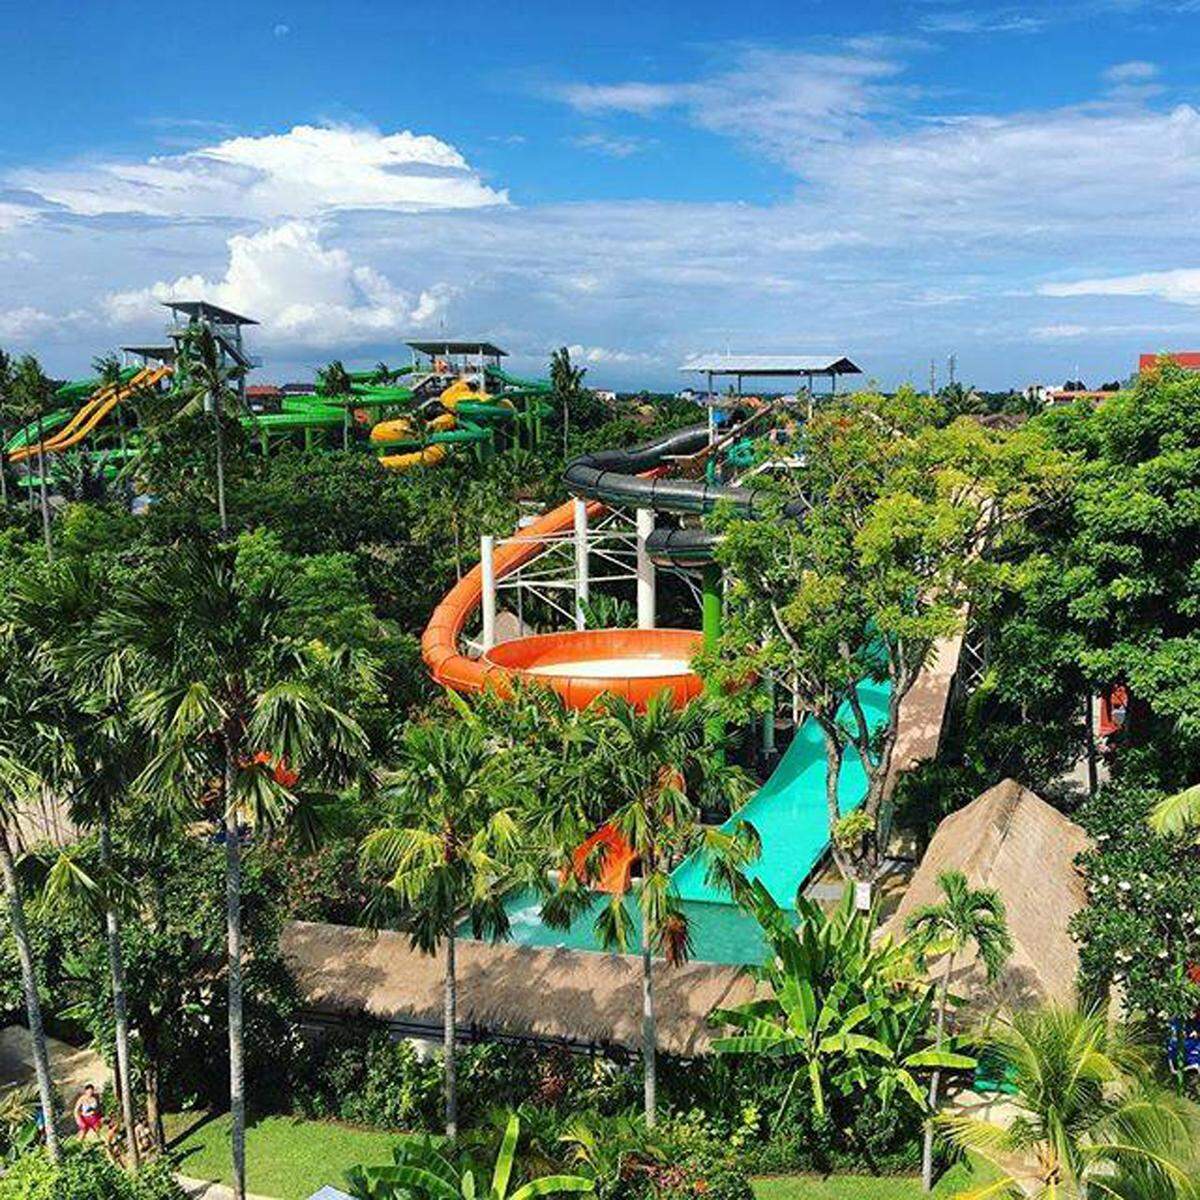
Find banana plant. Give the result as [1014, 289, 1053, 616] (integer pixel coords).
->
[345, 1113, 594, 1200]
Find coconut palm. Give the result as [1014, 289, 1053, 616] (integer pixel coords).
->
[91, 353, 131, 511]
[940, 1006, 1200, 1200]
[15, 560, 146, 1166]
[0, 628, 67, 1161]
[175, 323, 244, 535]
[1149, 782, 1200, 839]
[12, 355, 56, 558]
[0, 347, 15, 507]
[568, 692, 755, 1127]
[549, 347, 586, 457]
[906, 869, 1013, 1191]
[361, 712, 533, 1140]
[79, 540, 370, 1200]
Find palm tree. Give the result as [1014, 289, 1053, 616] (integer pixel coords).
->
[176, 324, 244, 535]
[1149, 782, 1200, 838]
[906, 869, 1013, 1191]
[16, 560, 145, 1166]
[571, 693, 755, 1127]
[549, 347, 586, 458]
[0, 347, 15, 507]
[91, 353, 131, 512]
[0, 627, 67, 1161]
[939, 1006, 1200, 1199]
[81, 541, 370, 1200]
[13, 355, 56, 558]
[361, 713, 531, 1140]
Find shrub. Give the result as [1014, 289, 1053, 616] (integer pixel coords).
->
[0, 1146, 185, 1200]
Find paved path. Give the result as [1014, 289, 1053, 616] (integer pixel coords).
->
[177, 1174, 278, 1200]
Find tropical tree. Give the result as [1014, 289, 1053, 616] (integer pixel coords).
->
[345, 1111, 594, 1200]
[905, 869, 1013, 1191]
[940, 1006, 1200, 1199]
[91, 353, 131, 511]
[361, 711, 533, 1139]
[703, 389, 1065, 888]
[0, 624, 66, 1160]
[175, 323, 244, 534]
[712, 883, 973, 1131]
[14, 559, 146, 1166]
[80, 540, 370, 1200]
[0, 348, 14, 507]
[12, 355, 57, 558]
[549, 347, 586, 457]
[1149, 782, 1200, 839]
[546, 693, 755, 1127]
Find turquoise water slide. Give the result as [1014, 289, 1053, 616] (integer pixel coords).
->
[672, 677, 892, 909]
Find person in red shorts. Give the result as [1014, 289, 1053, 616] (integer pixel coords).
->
[74, 1083, 102, 1139]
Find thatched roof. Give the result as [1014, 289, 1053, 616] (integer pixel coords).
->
[282, 920, 756, 1056]
[882, 779, 1091, 1011]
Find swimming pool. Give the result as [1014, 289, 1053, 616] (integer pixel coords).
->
[464, 884, 770, 966]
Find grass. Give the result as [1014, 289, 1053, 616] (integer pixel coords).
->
[164, 1110, 405, 1200]
[750, 1157, 1001, 1200]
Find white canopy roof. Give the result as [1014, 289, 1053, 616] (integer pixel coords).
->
[680, 354, 861, 376]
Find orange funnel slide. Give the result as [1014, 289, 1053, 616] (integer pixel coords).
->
[572, 823, 637, 894]
[420, 493, 703, 710]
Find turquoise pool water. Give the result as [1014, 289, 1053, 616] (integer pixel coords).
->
[477, 884, 770, 966]
[463, 675, 891, 965]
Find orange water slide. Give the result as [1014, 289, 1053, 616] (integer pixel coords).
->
[420, 494, 704, 710]
[8, 365, 171, 464]
[572, 823, 637, 894]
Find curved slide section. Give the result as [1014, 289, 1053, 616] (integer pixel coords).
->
[421, 490, 704, 709]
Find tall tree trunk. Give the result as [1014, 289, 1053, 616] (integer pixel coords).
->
[921, 953, 955, 1192]
[819, 722, 850, 879]
[211, 395, 229, 536]
[443, 930, 458, 1140]
[35, 409, 53, 561]
[641, 921, 657, 1127]
[0, 424, 8, 506]
[99, 813, 140, 1168]
[0, 826, 60, 1160]
[223, 749, 246, 1200]
[143, 1029, 164, 1151]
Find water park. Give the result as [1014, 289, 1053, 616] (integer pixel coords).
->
[2, 298, 1200, 1200]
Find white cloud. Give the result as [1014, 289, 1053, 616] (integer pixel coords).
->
[1040, 268, 1200, 305]
[917, 9, 1047, 34]
[555, 47, 905, 169]
[565, 343, 658, 364]
[569, 133, 654, 158]
[273, 23, 290, 37]
[105, 221, 455, 346]
[9, 124, 506, 223]
[1103, 60, 1158, 83]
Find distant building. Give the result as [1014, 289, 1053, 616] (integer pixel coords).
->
[246, 384, 283, 400]
[594, 389, 617, 404]
[1139, 352, 1200, 373]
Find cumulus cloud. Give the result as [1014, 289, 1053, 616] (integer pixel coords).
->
[9, 124, 507, 223]
[565, 343, 659, 364]
[1040, 268, 1200, 305]
[105, 221, 455, 346]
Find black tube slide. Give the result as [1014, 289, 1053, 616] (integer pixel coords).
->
[563, 421, 804, 568]
[563, 423, 763, 515]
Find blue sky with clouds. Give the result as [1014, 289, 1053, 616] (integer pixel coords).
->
[1, 0, 1199, 389]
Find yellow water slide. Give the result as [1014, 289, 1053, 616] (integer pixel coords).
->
[371, 381, 469, 472]
[8, 364, 172, 464]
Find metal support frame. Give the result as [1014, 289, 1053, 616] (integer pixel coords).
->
[480, 534, 497, 651]
[573, 499, 590, 629]
[636, 507, 656, 629]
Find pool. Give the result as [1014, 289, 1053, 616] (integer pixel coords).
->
[461, 885, 770, 966]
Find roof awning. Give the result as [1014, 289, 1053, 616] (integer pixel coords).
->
[679, 354, 861, 377]
[162, 300, 258, 326]
[406, 340, 507, 358]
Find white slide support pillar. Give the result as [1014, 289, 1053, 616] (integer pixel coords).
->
[480, 534, 497, 651]
[636, 507, 656, 629]
[574, 499, 589, 630]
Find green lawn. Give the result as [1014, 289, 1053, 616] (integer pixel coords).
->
[165, 1110, 405, 1200]
[751, 1157, 1000, 1200]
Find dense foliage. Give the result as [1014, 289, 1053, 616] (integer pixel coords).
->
[0, 1146, 184, 1200]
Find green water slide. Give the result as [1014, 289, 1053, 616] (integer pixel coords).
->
[6, 409, 74, 453]
[486, 366, 551, 394]
[671, 676, 893, 909]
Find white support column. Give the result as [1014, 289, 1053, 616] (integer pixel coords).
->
[762, 676, 776, 754]
[480, 534, 497, 651]
[636, 507, 656, 630]
[573, 499, 589, 629]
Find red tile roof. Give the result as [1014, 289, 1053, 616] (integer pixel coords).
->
[246, 384, 284, 398]
[1139, 352, 1200, 372]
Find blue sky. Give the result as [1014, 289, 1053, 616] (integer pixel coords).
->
[2, 0, 1199, 390]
